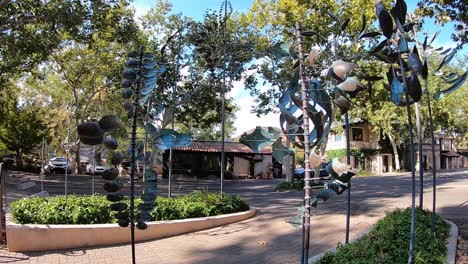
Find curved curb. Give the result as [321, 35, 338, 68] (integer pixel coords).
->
[6, 208, 256, 252]
[445, 219, 458, 264]
[308, 218, 458, 264]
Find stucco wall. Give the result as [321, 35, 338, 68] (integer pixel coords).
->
[7, 209, 256, 252]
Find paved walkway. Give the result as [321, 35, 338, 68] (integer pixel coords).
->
[0, 169, 467, 263]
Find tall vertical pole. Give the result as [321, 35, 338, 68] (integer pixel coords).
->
[40, 138, 45, 193]
[399, 56, 417, 264]
[425, 86, 437, 235]
[65, 113, 71, 201]
[129, 46, 144, 264]
[92, 145, 96, 195]
[220, 0, 227, 196]
[345, 113, 351, 244]
[415, 103, 424, 209]
[168, 54, 179, 198]
[296, 22, 312, 264]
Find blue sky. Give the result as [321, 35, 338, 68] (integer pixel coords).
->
[132, 0, 464, 136]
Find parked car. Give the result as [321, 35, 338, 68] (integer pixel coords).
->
[2, 155, 17, 165]
[45, 157, 72, 174]
[86, 162, 110, 175]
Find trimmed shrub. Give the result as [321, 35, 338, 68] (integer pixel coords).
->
[10, 190, 249, 224]
[314, 208, 451, 264]
[276, 181, 304, 190]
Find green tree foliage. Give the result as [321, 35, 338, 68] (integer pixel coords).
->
[0, 0, 137, 89]
[415, 0, 467, 45]
[140, 1, 254, 138]
[0, 96, 49, 167]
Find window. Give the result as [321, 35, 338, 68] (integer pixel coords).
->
[335, 133, 342, 142]
[352, 128, 363, 141]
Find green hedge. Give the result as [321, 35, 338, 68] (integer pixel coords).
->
[10, 191, 249, 224]
[314, 208, 450, 264]
[276, 181, 304, 190]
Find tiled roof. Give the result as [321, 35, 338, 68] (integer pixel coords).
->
[173, 140, 272, 154]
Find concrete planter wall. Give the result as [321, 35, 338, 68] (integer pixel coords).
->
[6, 208, 256, 252]
[308, 219, 459, 264]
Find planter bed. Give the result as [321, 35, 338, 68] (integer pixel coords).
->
[6, 191, 254, 252]
[6, 208, 256, 252]
[309, 208, 456, 264]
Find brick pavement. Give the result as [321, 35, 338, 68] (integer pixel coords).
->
[0, 169, 467, 264]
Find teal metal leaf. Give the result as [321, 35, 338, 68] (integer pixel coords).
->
[435, 70, 468, 100]
[240, 126, 275, 152]
[272, 138, 291, 164]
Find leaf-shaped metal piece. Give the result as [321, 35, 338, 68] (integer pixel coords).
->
[240, 126, 274, 152]
[340, 18, 350, 32]
[136, 221, 148, 230]
[106, 194, 123, 202]
[398, 38, 409, 53]
[301, 30, 316, 36]
[102, 167, 119, 181]
[104, 180, 123, 193]
[120, 79, 132, 88]
[378, 9, 393, 39]
[333, 96, 351, 114]
[145, 123, 157, 136]
[99, 115, 120, 132]
[408, 52, 422, 74]
[121, 88, 132, 99]
[123, 101, 132, 110]
[440, 48, 452, 56]
[391, 0, 407, 25]
[435, 71, 468, 100]
[337, 77, 362, 92]
[103, 137, 118, 150]
[109, 152, 123, 165]
[118, 219, 129, 227]
[128, 50, 139, 58]
[77, 122, 104, 146]
[327, 11, 340, 24]
[429, 31, 439, 45]
[359, 32, 382, 39]
[308, 48, 321, 65]
[110, 202, 127, 212]
[402, 22, 415, 32]
[331, 60, 358, 80]
[122, 68, 136, 81]
[311, 189, 331, 208]
[267, 42, 290, 59]
[423, 36, 428, 51]
[126, 58, 138, 67]
[436, 50, 456, 72]
[421, 60, 428, 80]
[408, 72, 422, 102]
[391, 68, 404, 105]
[360, 13, 366, 35]
[369, 40, 387, 54]
[271, 138, 291, 164]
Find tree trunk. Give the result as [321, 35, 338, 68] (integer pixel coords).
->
[388, 134, 401, 171]
[15, 150, 22, 168]
[75, 141, 81, 174]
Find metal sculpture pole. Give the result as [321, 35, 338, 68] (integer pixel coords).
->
[168, 54, 179, 198]
[65, 113, 71, 201]
[399, 55, 417, 264]
[129, 46, 144, 264]
[40, 138, 46, 193]
[345, 113, 351, 244]
[425, 86, 437, 235]
[296, 22, 312, 264]
[92, 145, 96, 195]
[415, 103, 423, 209]
[220, 0, 228, 196]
